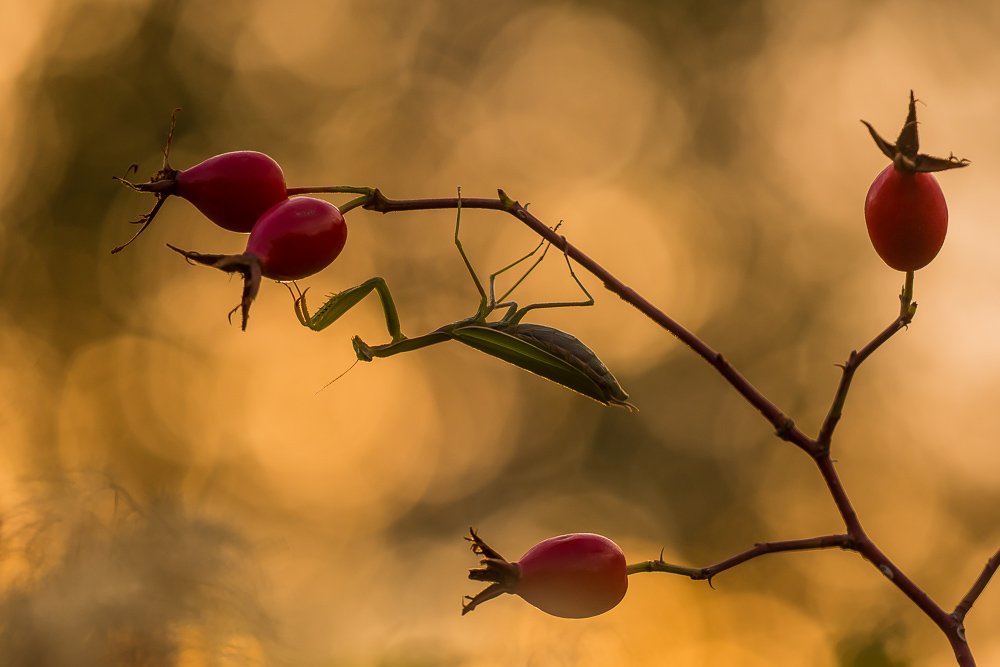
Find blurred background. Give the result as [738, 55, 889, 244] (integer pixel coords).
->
[1, 0, 999, 664]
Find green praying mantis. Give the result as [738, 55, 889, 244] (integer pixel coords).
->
[292, 193, 635, 410]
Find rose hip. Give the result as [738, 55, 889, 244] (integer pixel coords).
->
[168, 197, 347, 330]
[113, 110, 288, 253]
[865, 165, 948, 272]
[174, 151, 287, 233]
[463, 529, 628, 618]
[860, 91, 968, 272]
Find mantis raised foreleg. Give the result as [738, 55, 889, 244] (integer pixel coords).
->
[293, 191, 634, 409]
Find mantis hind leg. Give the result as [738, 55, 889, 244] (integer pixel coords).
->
[505, 241, 594, 326]
[488, 222, 562, 310]
[452, 189, 559, 317]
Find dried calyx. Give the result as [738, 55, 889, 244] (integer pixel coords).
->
[861, 90, 969, 173]
[463, 529, 520, 615]
[112, 110, 183, 253]
[167, 245, 262, 331]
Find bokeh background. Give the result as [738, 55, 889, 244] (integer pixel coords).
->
[2, 1, 999, 664]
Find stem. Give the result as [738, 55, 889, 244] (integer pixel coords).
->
[286, 185, 376, 197]
[812, 454, 973, 664]
[902, 270, 915, 314]
[627, 534, 853, 583]
[953, 547, 1000, 623]
[816, 274, 917, 448]
[627, 559, 700, 577]
[299, 186, 980, 664]
[285, 186, 378, 215]
[338, 194, 372, 215]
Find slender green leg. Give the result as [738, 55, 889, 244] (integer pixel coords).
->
[452, 189, 490, 320]
[507, 249, 594, 326]
[490, 221, 563, 309]
[293, 277, 405, 344]
[450, 191, 566, 321]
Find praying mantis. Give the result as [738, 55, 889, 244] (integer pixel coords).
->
[293, 193, 635, 410]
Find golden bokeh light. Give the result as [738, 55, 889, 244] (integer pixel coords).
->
[2, 1, 999, 665]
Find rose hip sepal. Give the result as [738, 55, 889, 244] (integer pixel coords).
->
[167, 197, 347, 330]
[463, 528, 628, 619]
[860, 91, 968, 272]
[113, 110, 288, 253]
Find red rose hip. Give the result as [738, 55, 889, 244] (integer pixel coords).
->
[167, 196, 347, 330]
[175, 151, 287, 233]
[864, 165, 948, 272]
[113, 110, 288, 252]
[463, 529, 628, 619]
[860, 91, 968, 272]
[247, 197, 347, 280]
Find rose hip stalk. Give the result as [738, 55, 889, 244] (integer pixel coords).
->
[168, 197, 347, 330]
[113, 110, 288, 253]
[861, 91, 968, 272]
[463, 529, 628, 618]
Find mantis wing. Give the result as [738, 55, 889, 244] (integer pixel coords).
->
[452, 325, 633, 410]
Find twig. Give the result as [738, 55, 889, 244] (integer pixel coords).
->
[285, 186, 982, 665]
[816, 272, 916, 448]
[953, 547, 1000, 623]
[627, 534, 854, 584]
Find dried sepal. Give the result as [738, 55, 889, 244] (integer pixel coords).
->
[166, 244, 262, 331]
[462, 528, 520, 615]
[861, 90, 969, 173]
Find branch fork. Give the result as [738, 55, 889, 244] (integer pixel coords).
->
[281, 185, 990, 665]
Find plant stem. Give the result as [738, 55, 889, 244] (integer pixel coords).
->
[338, 195, 372, 215]
[902, 270, 915, 315]
[286, 185, 376, 197]
[812, 456, 955, 627]
[626, 560, 701, 577]
[295, 186, 983, 665]
[953, 547, 1000, 623]
[816, 275, 917, 448]
[627, 534, 853, 582]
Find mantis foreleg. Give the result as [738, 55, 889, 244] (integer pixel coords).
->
[293, 277, 405, 344]
[351, 330, 454, 362]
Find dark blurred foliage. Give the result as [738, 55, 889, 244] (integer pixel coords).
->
[838, 629, 908, 667]
[0, 477, 271, 666]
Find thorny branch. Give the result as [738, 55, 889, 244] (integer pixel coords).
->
[953, 547, 1000, 624]
[283, 187, 986, 666]
[816, 270, 916, 448]
[353, 188, 821, 455]
[626, 534, 854, 584]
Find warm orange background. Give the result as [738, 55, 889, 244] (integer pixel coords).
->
[1, 1, 999, 665]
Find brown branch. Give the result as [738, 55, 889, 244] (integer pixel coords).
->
[816, 272, 916, 448]
[627, 534, 854, 585]
[283, 185, 976, 664]
[812, 455, 972, 664]
[859, 536, 974, 663]
[696, 534, 854, 581]
[953, 547, 1000, 623]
